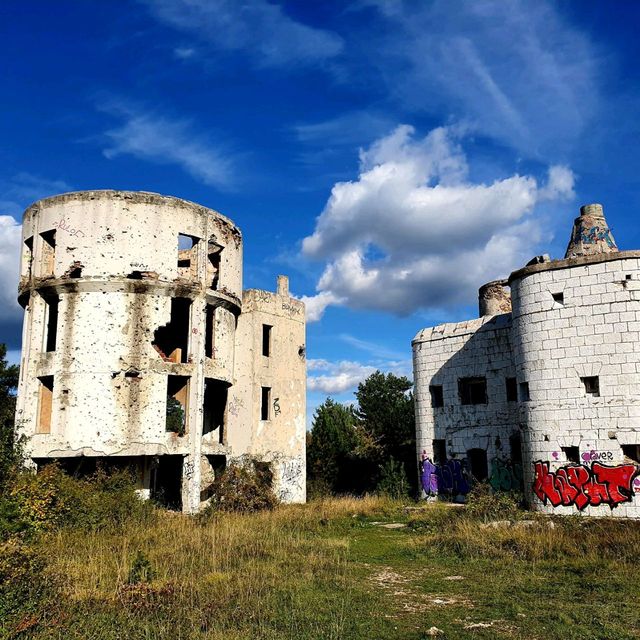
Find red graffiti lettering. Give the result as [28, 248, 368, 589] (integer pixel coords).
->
[533, 461, 639, 511]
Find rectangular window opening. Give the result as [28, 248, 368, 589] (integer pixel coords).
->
[37, 375, 54, 434]
[519, 381, 530, 402]
[24, 236, 34, 278]
[44, 294, 59, 352]
[432, 439, 446, 465]
[509, 432, 522, 464]
[40, 229, 56, 276]
[458, 377, 487, 405]
[207, 238, 223, 290]
[205, 305, 215, 358]
[429, 385, 444, 408]
[177, 233, 199, 279]
[261, 386, 271, 421]
[626, 274, 633, 281]
[262, 324, 272, 357]
[203, 379, 228, 444]
[562, 446, 580, 463]
[152, 297, 192, 363]
[552, 291, 564, 305]
[622, 444, 640, 463]
[581, 376, 600, 397]
[166, 375, 189, 436]
[506, 377, 518, 402]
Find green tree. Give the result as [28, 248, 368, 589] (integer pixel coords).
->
[355, 371, 417, 494]
[307, 398, 358, 495]
[0, 344, 20, 490]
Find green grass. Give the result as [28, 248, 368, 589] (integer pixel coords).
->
[2, 497, 640, 640]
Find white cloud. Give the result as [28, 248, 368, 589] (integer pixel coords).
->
[102, 102, 235, 189]
[299, 291, 342, 323]
[0, 215, 22, 321]
[143, 0, 343, 69]
[360, 0, 598, 157]
[307, 360, 377, 394]
[301, 124, 574, 317]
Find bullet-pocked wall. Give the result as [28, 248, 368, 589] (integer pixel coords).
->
[15, 190, 306, 513]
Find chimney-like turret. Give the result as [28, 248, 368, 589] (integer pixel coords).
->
[478, 279, 511, 317]
[277, 274, 289, 296]
[564, 203, 618, 259]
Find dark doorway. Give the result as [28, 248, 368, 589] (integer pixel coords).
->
[150, 456, 183, 510]
[467, 448, 488, 481]
[203, 378, 228, 442]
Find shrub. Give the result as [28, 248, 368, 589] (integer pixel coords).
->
[464, 482, 523, 522]
[128, 551, 154, 584]
[377, 457, 411, 499]
[200, 458, 277, 515]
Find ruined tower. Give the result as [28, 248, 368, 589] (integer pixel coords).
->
[15, 190, 306, 512]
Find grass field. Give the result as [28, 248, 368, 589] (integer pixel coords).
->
[4, 496, 640, 640]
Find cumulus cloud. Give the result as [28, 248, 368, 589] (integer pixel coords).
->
[143, 0, 343, 69]
[102, 102, 235, 189]
[0, 215, 23, 321]
[307, 359, 378, 394]
[302, 124, 574, 317]
[358, 0, 598, 157]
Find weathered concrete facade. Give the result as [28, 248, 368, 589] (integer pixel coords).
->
[413, 204, 640, 517]
[15, 190, 306, 512]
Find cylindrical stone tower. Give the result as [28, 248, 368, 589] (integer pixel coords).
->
[15, 190, 243, 512]
[510, 204, 640, 517]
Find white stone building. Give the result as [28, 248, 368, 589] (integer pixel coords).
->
[15, 190, 306, 512]
[413, 204, 640, 517]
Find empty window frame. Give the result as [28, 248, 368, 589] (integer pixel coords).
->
[261, 386, 271, 421]
[581, 376, 600, 397]
[43, 294, 59, 352]
[152, 297, 192, 363]
[205, 305, 215, 358]
[177, 234, 199, 279]
[562, 446, 580, 463]
[166, 375, 189, 436]
[458, 377, 487, 405]
[37, 375, 54, 434]
[552, 291, 564, 305]
[207, 238, 223, 290]
[262, 324, 272, 357]
[506, 377, 518, 402]
[622, 444, 640, 463]
[519, 381, 530, 402]
[24, 236, 34, 279]
[40, 229, 56, 276]
[429, 385, 444, 408]
[203, 379, 228, 443]
[432, 439, 446, 465]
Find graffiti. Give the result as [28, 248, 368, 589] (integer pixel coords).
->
[53, 218, 86, 238]
[281, 302, 301, 315]
[581, 450, 614, 462]
[579, 226, 616, 249]
[420, 452, 471, 497]
[184, 461, 195, 480]
[273, 397, 281, 417]
[277, 458, 304, 501]
[533, 461, 639, 510]
[228, 397, 244, 417]
[552, 451, 559, 460]
[130, 262, 149, 269]
[489, 458, 523, 492]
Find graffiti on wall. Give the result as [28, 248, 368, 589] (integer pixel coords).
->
[420, 453, 471, 497]
[489, 458, 523, 492]
[533, 461, 639, 510]
[580, 226, 616, 249]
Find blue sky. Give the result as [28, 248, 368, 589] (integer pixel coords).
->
[1, 1, 640, 422]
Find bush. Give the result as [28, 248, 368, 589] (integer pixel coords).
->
[464, 482, 523, 522]
[377, 457, 411, 499]
[200, 458, 277, 515]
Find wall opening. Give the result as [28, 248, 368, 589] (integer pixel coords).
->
[207, 238, 223, 290]
[519, 382, 530, 402]
[150, 455, 183, 510]
[203, 379, 228, 443]
[43, 294, 59, 352]
[509, 432, 522, 464]
[506, 377, 518, 402]
[261, 386, 271, 421]
[262, 324, 272, 357]
[37, 375, 54, 434]
[152, 297, 192, 363]
[40, 229, 56, 276]
[581, 376, 600, 397]
[622, 444, 640, 463]
[432, 439, 446, 465]
[177, 234, 199, 279]
[166, 375, 189, 436]
[205, 305, 215, 358]
[467, 448, 488, 481]
[562, 446, 580, 463]
[429, 385, 444, 408]
[201, 455, 227, 501]
[552, 291, 564, 305]
[458, 377, 487, 405]
[24, 236, 34, 278]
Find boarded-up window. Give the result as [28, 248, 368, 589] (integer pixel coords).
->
[261, 386, 271, 421]
[37, 376, 54, 434]
[166, 375, 189, 436]
[203, 379, 228, 443]
[40, 229, 56, 276]
[44, 294, 59, 352]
